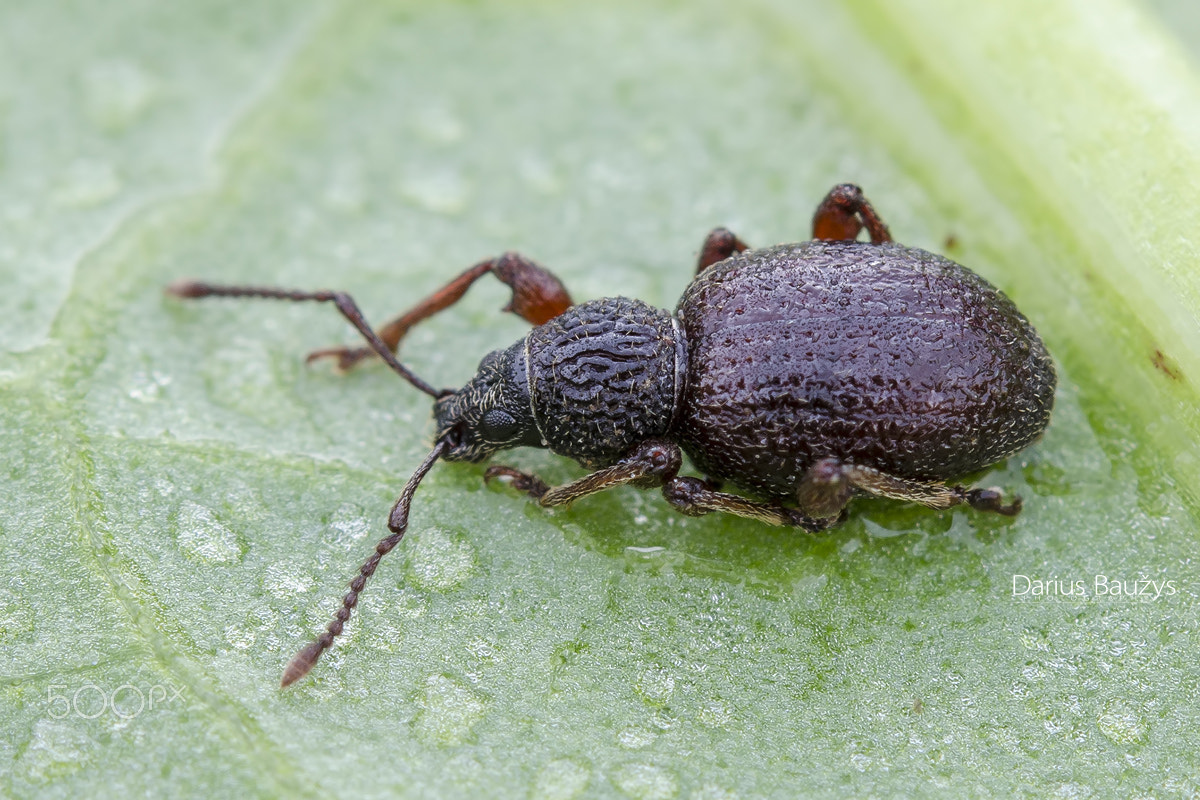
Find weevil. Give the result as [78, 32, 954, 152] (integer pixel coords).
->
[167, 184, 1055, 686]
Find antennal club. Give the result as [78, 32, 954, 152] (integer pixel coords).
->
[281, 437, 450, 687]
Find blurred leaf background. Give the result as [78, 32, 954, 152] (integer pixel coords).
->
[1, 0, 1198, 797]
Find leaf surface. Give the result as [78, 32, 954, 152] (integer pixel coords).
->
[2, 1, 1198, 797]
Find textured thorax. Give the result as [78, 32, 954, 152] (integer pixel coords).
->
[526, 297, 685, 467]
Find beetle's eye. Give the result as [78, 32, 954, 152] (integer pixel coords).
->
[479, 409, 519, 441]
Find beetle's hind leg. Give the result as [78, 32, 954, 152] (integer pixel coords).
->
[661, 477, 842, 532]
[308, 252, 573, 371]
[797, 457, 1022, 518]
[695, 228, 750, 274]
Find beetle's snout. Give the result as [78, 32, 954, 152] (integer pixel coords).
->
[433, 340, 540, 462]
[433, 390, 496, 462]
[432, 392, 475, 461]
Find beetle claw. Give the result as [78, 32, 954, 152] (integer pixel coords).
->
[966, 487, 1022, 516]
[306, 345, 374, 372]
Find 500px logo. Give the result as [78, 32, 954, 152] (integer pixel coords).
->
[46, 683, 185, 720]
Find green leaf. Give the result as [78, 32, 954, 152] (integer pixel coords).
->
[3, 0, 1198, 797]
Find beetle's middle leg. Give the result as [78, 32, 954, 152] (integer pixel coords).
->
[660, 477, 841, 532]
[484, 439, 683, 507]
[796, 457, 1022, 518]
[308, 252, 573, 371]
[811, 183, 893, 244]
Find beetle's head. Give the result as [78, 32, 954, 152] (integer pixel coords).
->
[433, 339, 541, 462]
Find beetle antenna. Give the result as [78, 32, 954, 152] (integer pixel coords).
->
[166, 280, 444, 398]
[281, 436, 451, 687]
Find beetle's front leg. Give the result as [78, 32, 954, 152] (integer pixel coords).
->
[811, 183, 893, 244]
[309, 252, 573, 371]
[485, 440, 682, 507]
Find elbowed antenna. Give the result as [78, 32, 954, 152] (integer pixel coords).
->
[165, 280, 445, 398]
[281, 436, 451, 687]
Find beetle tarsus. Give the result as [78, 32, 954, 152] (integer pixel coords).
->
[484, 465, 551, 500]
[964, 488, 1023, 516]
[795, 457, 855, 519]
[306, 345, 375, 372]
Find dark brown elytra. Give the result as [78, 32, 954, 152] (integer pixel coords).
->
[166, 184, 1056, 686]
